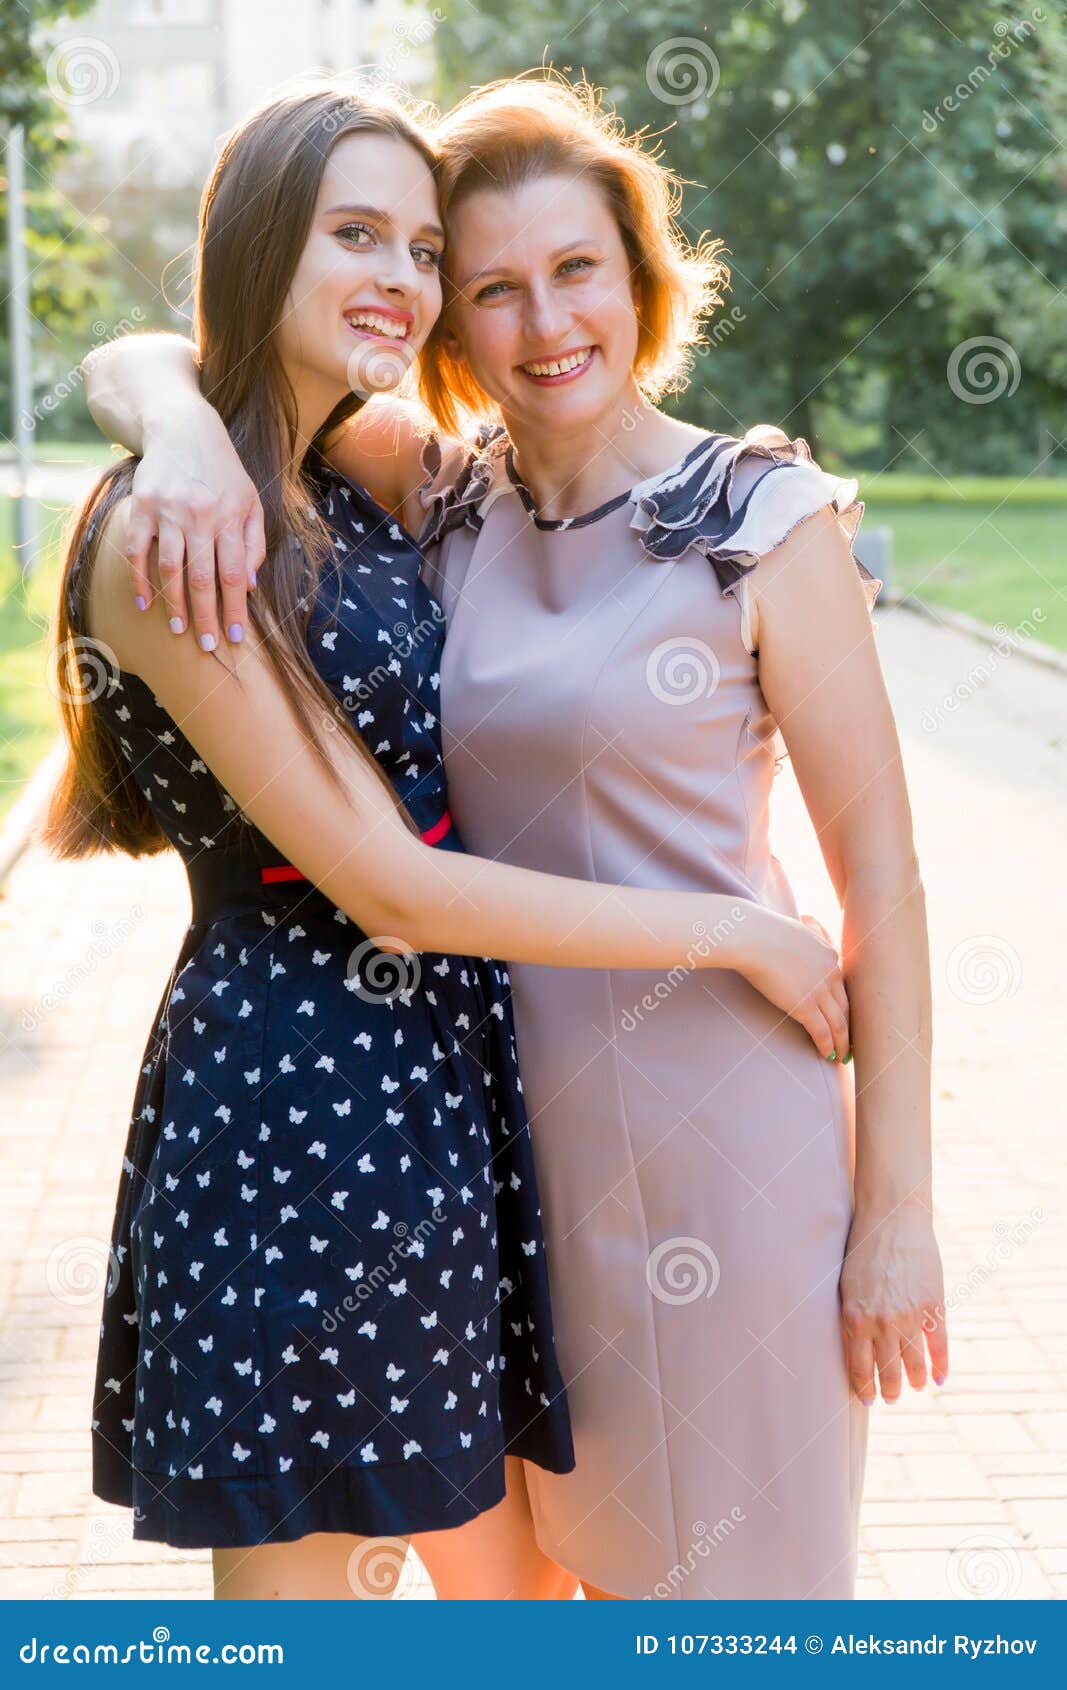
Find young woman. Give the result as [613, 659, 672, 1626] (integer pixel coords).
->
[51, 81, 851, 1603]
[79, 74, 944, 1602]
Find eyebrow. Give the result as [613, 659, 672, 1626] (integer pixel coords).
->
[460, 239, 597, 288]
[323, 202, 445, 241]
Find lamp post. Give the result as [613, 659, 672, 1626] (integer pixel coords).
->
[6, 122, 37, 577]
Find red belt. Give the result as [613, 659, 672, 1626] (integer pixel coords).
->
[260, 807, 452, 884]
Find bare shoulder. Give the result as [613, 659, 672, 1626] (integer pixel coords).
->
[322, 397, 432, 510]
[83, 493, 140, 670]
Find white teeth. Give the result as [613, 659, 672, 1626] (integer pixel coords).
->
[346, 312, 409, 339]
[522, 348, 592, 378]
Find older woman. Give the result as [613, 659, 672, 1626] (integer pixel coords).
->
[82, 72, 944, 1602]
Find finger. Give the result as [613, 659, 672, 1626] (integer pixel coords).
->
[186, 524, 222, 651]
[156, 519, 189, 633]
[899, 1319, 928, 1391]
[832, 976, 852, 1058]
[844, 1326, 877, 1406]
[801, 913, 833, 947]
[923, 1302, 949, 1386]
[243, 499, 266, 588]
[124, 505, 158, 610]
[874, 1330, 904, 1403]
[215, 514, 249, 644]
[821, 983, 851, 1065]
[800, 1001, 837, 1062]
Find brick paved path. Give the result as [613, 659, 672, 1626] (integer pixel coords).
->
[1, 605, 1063, 1600]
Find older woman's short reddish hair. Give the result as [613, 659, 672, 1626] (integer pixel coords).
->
[419, 69, 729, 436]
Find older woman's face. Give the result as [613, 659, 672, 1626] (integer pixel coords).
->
[443, 172, 641, 430]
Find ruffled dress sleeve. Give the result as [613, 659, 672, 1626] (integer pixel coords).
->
[415, 422, 509, 552]
[630, 425, 882, 653]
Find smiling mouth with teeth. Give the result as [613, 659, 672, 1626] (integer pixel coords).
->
[344, 311, 412, 341]
[520, 346, 595, 379]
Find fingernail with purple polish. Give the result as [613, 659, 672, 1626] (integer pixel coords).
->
[135, 595, 147, 612]
[228, 623, 243, 644]
[169, 617, 184, 634]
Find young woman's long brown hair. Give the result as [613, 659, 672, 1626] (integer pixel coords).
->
[45, 83, 436, 858]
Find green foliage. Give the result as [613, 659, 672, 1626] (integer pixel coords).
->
[430, 0, 1067, 475]
[1, 0, 118, 442]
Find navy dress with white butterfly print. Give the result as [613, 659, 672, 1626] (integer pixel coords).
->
[67, 448, 575, 1549]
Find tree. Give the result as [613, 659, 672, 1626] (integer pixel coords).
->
[430, 0, 1067, 473]
[1, 0, 119, 443]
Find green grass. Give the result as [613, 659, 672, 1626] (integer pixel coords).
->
[0, 500, 70, 826]
[0, 438, 115, 468]
[864, 499, 1066, 649]
[862, 473, 1067, 505]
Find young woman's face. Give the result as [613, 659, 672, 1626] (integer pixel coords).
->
[277, 130, 444, 406]
[443, 172, 641, 430]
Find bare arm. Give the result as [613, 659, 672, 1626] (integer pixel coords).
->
[83, 333, 264, 647]
[86, 496, 849, 1023]
[752, 504, 945, 1407]
[82, 334, 429, 648]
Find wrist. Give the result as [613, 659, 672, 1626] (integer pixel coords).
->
[142, 391, 218, 452]
[695, 896, 765, 971]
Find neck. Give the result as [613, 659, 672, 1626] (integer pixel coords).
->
[288, 368, 348, 471]
[501, 381, 703, 522]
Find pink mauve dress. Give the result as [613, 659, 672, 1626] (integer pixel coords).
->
[416, 425, 882, 1600]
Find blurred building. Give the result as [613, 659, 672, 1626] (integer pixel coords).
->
[49, 0, 435, 183]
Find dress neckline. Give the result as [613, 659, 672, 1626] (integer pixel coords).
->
[503, 433, 719, 532]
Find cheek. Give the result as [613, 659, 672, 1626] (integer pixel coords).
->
[456, 307, 517, 381]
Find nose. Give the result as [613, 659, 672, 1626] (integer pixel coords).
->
[522, 279, 570, 347]
[376, 237, 421, 301]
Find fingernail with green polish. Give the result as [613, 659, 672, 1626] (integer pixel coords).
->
[827, 1050, 837, 1062]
